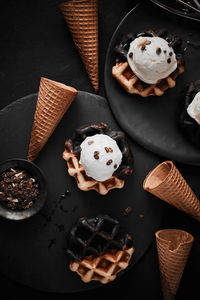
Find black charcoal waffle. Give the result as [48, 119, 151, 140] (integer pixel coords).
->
[66, 214, 133, 261]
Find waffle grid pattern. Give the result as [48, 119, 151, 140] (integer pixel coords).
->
[60, 0, 99, 91]
[63, 148, 124, 195]
[70, 247, 134, 284]
[112, 61, 184, 97]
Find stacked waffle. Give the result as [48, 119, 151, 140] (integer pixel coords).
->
[66, 214, 134, 283]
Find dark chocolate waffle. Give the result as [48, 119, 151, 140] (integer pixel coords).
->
[65, 122, 134, 179]
[180, 80, 200, 147]
[66, 214, 133, 261]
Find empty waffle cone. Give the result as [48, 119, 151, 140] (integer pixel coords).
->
[143, 161, 200, 221]
[59, 0, 99, 91]
[69, 247, 134, 284]
[156, 229, 194, 300]
[27, 77, 78, 161]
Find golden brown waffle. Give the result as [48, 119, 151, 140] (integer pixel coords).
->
[63, 148, 124, 195]
[27, 78, 77, 162]
[112, 60, 184, 97]
[59, 0, 99, 91]
[156, 229, 194, 300]
[69, 247, 134, 284]
[143, 161, 200, 221]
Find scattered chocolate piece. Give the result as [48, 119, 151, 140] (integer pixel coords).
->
[139, 214, 144, 220]
[124, 206, 132, 216]
[106, 159, 113, 166]
[129, 52, 133, 58]
[65, 189, 71, 197]
[141, 45, 146, 51]
[145, 40, 151, 45]
[169, 51, 173, 56]
[105, 147, 113, 153]
[94, 151, 100, 160]
[88, 141, 94, 145]
[0, 168, 39, 211]
[167, 58, 171, 64]
[114, 164, 117, 169]
[156, 47, 162, 55]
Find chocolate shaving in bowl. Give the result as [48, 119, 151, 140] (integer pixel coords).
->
[0, 168, 39, 211]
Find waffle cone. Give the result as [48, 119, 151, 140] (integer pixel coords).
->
[156, 229, 194, 300]
[27, 77, 78, 161]
[143, 161, 200, 221]
[59, 0, 99, 91]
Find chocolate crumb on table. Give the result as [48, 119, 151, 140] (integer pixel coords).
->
[124, 206, 132, 216]
[0, 168, 39, 211]
[139, 214, 144, 220]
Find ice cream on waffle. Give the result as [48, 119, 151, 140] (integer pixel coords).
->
[66, 214, 134, 284]
[63, 123, 134, 195]
[180, 80, 200, 146]
[112, 29, 184, 97]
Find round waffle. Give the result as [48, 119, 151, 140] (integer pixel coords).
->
[63, 123, 134, 194]
[66, 214, 134, 284]
[112, 29, 185, 97]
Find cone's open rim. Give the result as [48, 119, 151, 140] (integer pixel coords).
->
[156, 229, 194, 251]
[40, 77, 78, 95]
[60, 0, 97, 7]
[143, 160, 174, 190]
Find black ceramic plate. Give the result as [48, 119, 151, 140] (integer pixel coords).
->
[104, 1, 200, 166]
[0, 91, 162, 293]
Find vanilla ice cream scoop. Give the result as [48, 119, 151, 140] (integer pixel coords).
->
[187, 91, 200, 125]
[127, 36, 177, 84]
[79, 134, 122, 182]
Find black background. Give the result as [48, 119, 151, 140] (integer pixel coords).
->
[0, 0, 200, 299]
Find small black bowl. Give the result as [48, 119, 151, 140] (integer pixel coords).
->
[0, 158, 47, 221]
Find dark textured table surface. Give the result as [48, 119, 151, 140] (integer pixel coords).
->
[0, 0, 200, 299]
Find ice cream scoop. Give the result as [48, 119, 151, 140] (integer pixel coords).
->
[127, 36, 177, 84]
[187, 91, 200, 125]
[79, 134, 122, 181]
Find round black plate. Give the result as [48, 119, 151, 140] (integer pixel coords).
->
[0, 91, 162, 293]
[104, 1, 200, 166]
